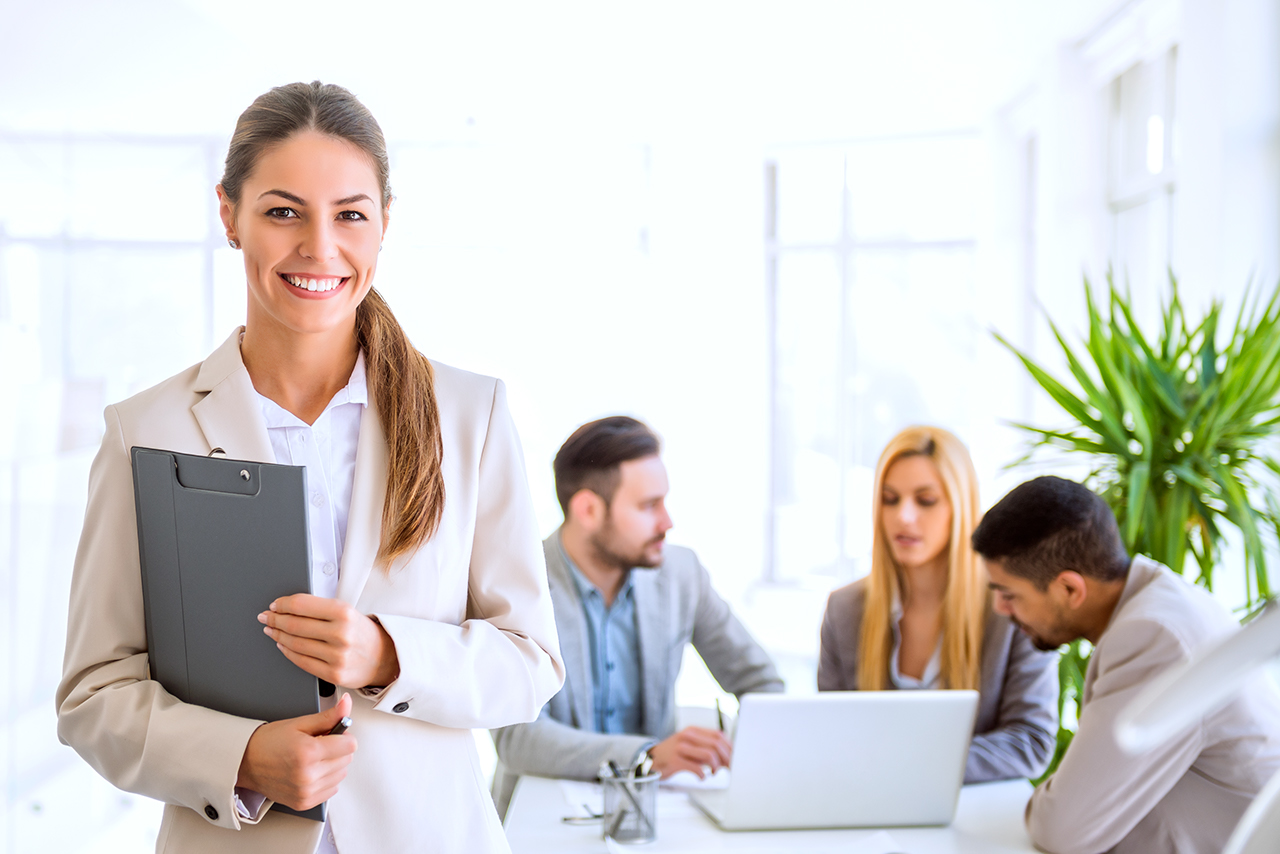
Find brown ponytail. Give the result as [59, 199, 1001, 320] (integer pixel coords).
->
[222, 82, 445, 564]
[356, 289, 446, 564]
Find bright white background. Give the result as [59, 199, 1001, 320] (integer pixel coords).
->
[3, 0, 1280, 850]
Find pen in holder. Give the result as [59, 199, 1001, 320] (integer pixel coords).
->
[599, 761, 659, 844]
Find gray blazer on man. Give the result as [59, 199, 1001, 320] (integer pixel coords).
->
[818, 578, 1058, 783]
[491, 530, 784, 811]
[1027, 556, 1280, 854]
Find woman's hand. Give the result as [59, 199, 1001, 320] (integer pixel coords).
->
[237, 693, 358, 811]
[259, 594, 400, 689]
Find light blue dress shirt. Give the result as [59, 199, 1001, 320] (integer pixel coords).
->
[559, 540, 644, 736]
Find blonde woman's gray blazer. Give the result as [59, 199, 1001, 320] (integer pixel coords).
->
[818, 578, 1058, 783]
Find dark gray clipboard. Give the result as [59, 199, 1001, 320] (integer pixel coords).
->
[131, 446, 328, 822]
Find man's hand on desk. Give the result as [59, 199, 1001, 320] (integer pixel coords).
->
[648, 726, 732, 779]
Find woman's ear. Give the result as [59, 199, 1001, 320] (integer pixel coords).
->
[216, 185, 238, 245]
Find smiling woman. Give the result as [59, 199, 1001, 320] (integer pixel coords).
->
[54, 81, 566, 854]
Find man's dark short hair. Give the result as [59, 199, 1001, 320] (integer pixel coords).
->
[553, 416, 661, 514]
[971, 476, 1130, 589]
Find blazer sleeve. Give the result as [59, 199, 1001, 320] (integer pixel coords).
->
[55, 405, 266, 831]
[818, 593, 852, 691]
[689, 557, 785, 697]
[964, 628, 1058, 783]
[491, 703, 652, 782]
[1026, 618, 1203, 854]
[365, 380, 566, 729]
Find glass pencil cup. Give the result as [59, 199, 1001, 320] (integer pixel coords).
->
[599, 771, 660, 844]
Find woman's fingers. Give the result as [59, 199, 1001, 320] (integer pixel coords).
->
[274, 642, 335, 682]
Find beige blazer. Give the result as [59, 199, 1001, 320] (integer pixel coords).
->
[56, 329, 565, 854]
[1027, 556, 1280, 854]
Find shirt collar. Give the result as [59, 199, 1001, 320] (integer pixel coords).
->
[257, 350, 368, 429]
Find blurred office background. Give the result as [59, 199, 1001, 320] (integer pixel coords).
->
[3, 0, 1279, 849]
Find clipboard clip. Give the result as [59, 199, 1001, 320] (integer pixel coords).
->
[208, 447, 226, 457]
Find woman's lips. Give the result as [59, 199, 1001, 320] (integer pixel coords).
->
[278, 273, 350, 299]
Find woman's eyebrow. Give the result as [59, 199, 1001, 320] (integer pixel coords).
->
[335, 193, 372, 205]
[259, 189, 306, 205]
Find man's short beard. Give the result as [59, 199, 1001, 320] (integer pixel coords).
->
[588, 514, 664, 571]
[1013, 616, 1070, 652]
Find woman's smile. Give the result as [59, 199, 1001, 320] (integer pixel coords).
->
[279, 272, 351, 298]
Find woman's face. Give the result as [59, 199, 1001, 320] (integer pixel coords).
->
[880, 454, 953, 571]
[219, 130, 388, 337]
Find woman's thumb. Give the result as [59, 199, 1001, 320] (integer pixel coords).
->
[305, 693, 352, 736]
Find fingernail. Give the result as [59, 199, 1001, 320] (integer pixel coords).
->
[263, 626, 272, 636]
[257, 613, 267, 624]
[269, 602, 278, 611]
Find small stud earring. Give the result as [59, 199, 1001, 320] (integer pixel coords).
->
[228, 238, 240, 249]
[379, 244, 384, 252]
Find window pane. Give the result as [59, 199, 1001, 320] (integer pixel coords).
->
[773, 251, 841, 581]
[845, 137, 983, 243]
[773, 150, 845, 246]
[65, 247, 207, 392]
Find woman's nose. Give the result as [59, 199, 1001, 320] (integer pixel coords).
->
[299, 219, 338, 262]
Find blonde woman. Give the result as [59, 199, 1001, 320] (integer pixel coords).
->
[817, 426, 1058, 782]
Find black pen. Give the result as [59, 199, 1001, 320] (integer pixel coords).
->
[328, 716, 352, 736]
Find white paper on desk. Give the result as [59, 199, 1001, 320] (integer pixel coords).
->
[611, 832, 903, 854]
[559, 780, 603, 817]
[660, 767, 730, 790]
[847, 830, 905, 853]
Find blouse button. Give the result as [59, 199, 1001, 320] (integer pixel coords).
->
[393, 702, 410, 714]
[204, 804, 219, 821]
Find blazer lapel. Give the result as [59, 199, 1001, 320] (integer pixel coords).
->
[544, 533, 594, 730]
[632, 565, 670, 737]
[190, 328, 274, 464]
[335, 402, 389, 605]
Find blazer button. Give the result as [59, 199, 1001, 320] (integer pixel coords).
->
[204, 804, 219, 821]
[392, 701, 409, 713]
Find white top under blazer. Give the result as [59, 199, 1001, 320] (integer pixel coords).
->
[56, 328, 566, 854]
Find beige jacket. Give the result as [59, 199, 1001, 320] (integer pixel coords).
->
[56, 329, 565, 854]
[1028, 556, 1280, 854]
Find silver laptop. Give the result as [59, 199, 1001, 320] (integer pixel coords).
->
[690, 690, 978, 830]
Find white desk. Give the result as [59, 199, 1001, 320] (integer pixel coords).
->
[505, 775, 1038, 853]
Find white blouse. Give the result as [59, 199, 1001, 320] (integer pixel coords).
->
[888, 591, 942, 690]
[246, 351, 367, 854]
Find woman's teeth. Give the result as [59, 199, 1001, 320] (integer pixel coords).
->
[285, 275, 343, 292]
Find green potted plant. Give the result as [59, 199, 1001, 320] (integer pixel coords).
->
[995, 273, 1280, 778]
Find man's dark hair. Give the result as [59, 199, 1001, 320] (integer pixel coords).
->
[971, 476, 1130, 589]
[553, 416, 661, 515]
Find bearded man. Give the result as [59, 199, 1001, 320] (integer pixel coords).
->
[973, 475, 1280, 854]
[490, 416, 783, 816]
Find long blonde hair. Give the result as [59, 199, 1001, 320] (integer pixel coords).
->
[858, 426, 986, 691]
